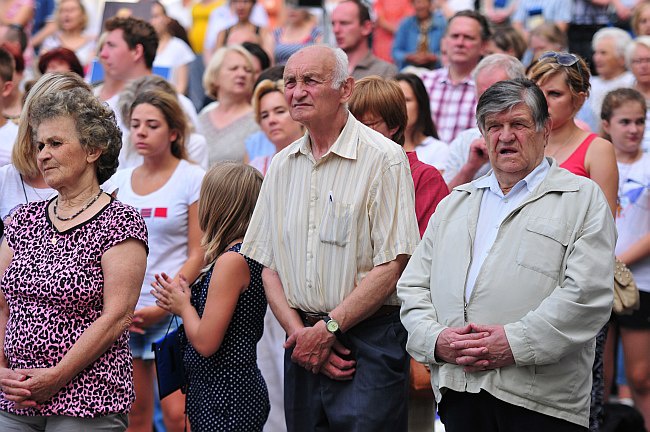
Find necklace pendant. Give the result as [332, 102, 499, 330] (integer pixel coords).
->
[51, 234, 57, 245]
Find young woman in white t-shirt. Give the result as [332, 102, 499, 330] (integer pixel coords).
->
[601, 88, 650, 430]
[111, 89, 205, 432]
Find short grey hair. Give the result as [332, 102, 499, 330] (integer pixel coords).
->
[476, 78, 549, 134]
[331, 46, 349, 88]
[592, 27, 632, 60]
[29, 87, 122, 184]
[626, 36, 650, 70]
[472, 53, 526, 82]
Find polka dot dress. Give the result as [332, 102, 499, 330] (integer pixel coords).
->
[184, 243, 270, 431]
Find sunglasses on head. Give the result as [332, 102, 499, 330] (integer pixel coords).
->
[539, 51, 580, 67]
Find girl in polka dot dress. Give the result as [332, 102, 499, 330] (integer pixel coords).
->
[152, 162, 270, 430]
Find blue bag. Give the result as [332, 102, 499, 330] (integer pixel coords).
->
[152, 315, 187, 399]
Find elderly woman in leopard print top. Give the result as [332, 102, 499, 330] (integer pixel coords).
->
[0, 74, 148, 430]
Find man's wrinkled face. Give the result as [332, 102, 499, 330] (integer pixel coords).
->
[284, 48, 346, 126]
[483, 103, 548, 181]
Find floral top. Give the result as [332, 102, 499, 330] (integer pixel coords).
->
[0, 197, 148, 417]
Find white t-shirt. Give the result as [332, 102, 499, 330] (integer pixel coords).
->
[415, 136, 449, 171]
[616, 154, 650, 292]
[0, 164, 55, 225]
[111, 159, 205, 309]
[443, 127, 492, 184]
[0, 121, 19, 167]
[153, 37, 196, 90]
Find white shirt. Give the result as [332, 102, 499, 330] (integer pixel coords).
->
[415, 136, 449, 171]
[616, 155, 650, 292]
[443, 127, 491, 184]
[111, 159, 205, 309]
[0, 121, 19, 167]
[0, 164, 54, 225]
[153, 37, 196, 89]
[465, 159, 550, 299]
[577, 71, 634, 132]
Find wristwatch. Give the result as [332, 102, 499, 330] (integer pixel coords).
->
[323, 315, 343, 339]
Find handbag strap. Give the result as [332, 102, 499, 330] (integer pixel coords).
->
[164, 314, 180, 337]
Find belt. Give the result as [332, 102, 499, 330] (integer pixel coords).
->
[297, 305, 399, 327]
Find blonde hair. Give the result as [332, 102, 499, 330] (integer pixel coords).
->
[632, 2, 650, 36]
[12, 72, 91, 178]
[527, 54, 590, 112]
[56, 0, 88, 32]
[199, 162, 263, 263]
[203, 45, 255, 99]
[252, 78, 284, 124]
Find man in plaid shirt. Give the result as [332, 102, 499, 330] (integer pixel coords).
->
[420, 10, 490, 144]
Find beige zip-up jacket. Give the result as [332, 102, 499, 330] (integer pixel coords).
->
[398, 159, 617, 427]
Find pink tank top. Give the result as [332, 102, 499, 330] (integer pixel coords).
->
[559, 133, 596, 179]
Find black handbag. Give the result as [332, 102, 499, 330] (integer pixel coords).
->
[152, 315, 187, 399]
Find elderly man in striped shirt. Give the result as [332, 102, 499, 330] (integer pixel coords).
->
[242, 44, 419, 432]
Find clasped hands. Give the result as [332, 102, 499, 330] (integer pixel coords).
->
[0, 366, 65, 408]
[435, 323, 515, 372]
[285, 322, 355, 381]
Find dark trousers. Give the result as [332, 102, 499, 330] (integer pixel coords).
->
[438, 389, 588, 432]
[284, 311, 409, 432]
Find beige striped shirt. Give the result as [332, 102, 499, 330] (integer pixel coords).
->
[241, 113, 419, 313]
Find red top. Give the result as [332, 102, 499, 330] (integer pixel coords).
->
[407, 151, 449, 237]
[559, 133, 597, 178]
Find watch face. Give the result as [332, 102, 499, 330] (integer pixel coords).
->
[326, 319, 339, 333]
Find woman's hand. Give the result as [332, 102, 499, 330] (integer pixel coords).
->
[151, 272, 192, 317]
[0, 367, 32, 407]
[129, 305, 169, 334]
[7, 367, 66, 405]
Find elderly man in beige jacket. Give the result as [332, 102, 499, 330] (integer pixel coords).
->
[398, 78, 616, 432]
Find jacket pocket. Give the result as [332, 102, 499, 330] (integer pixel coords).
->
[517, 217, 570, 280]
[319, 200, 352, 246]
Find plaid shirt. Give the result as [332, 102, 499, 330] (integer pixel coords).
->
[421, 67, 477, 144]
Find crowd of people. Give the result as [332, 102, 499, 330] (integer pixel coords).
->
[0, 0, 647, 431]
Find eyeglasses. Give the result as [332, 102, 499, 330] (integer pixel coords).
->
[539, 51, 580, 67]
[631, 57, 650, 65]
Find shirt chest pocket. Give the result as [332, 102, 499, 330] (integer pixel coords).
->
[516, 217, 570, 280]
[319, 201, 352, 247]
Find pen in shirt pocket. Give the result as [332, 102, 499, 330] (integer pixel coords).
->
[328, 190, 334, 203]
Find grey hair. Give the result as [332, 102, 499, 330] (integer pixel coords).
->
[592, 27, 632, 60]
[626, 36, 650, 70]
[472, 53, 525, 82]
[331, 46, 349, 88]
[29, 87, 122, 184]
[476, 78, 549, 134]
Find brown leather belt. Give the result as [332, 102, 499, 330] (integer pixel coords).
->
[297, 305, 399, 327]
